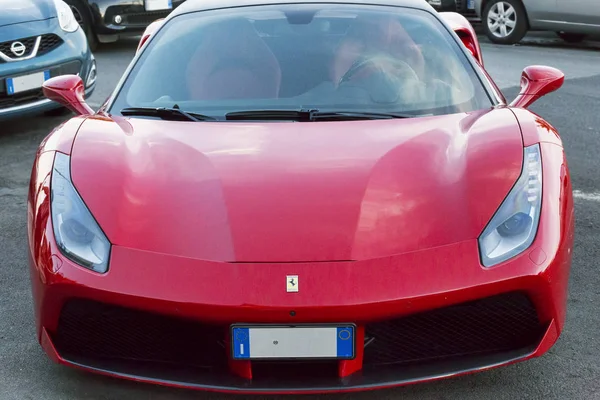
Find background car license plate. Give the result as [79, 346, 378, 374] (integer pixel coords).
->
[467, 0, 475, 9]
[231, 325, 355, 360]
[145, 0, 172, 11]
[6, 71, 50, 95]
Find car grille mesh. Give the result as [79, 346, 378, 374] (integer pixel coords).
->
[37, 34, 63, 56]
[0, 34, 62, 61]
[124, 11, 172, 25]
[364, 292, 544, 366]
[0, 36, 37, 58]
[54, 299, 227, 370]
[53, 292, 544, 377]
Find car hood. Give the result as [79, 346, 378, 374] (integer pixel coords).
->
[0, 0, 55, 28]
[71, 108, 523, 262]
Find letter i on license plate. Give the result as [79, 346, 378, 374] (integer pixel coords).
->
[231, 324, 355, 360]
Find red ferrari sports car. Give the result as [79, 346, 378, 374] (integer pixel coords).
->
[28, 0, 574, 394]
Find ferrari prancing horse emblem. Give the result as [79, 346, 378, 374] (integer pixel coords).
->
[286, 275, 298, 292]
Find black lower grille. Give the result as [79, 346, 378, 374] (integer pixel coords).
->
[364, 292, 544, 367]
[0, 89, 45, 108]
[124, 11, 172, 25]
[54, 299, 227, 371]
[53, 292, 544, 383]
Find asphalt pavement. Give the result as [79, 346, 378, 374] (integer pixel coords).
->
[1, 34, 599, 400]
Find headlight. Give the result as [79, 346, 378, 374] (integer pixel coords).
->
[478, 144, 542, 267]
[54, 0, 79, 33]
[51, 153, 111, 273]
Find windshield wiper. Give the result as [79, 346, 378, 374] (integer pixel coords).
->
[310, 111, 416, 121]
[120, 106, 216, 122]
[225, 109, 415, 121]
[225, 109, 317, 121]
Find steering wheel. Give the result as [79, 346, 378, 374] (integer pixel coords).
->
[338, 56, 420, 86]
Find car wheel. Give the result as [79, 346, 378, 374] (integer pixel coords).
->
[556, 32, 587, 43]
[482, 0, 528, 45]
[64, 0, 99, 51]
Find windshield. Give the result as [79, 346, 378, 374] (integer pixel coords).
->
[109, 4, 493, 118]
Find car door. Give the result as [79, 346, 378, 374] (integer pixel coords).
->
[556, 0, 600, 28]
[522, 0, 560, 28]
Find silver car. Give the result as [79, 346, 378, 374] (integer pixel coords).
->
[474, 0, 600, 44]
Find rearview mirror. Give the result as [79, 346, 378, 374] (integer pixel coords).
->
[42, 75, 94, 116]
[440, 12, 484, 66]
[510, 66, 565, 109]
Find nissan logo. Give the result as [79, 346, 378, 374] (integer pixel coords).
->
[10, 41, 26, 57]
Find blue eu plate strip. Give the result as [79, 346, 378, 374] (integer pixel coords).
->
[336, 326, 354, 358]
[232, 327, 250, 359]
[6, 78, 14, 95]
[44, 70, 51, 80]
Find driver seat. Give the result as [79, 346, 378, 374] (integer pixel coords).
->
[185, 19, 282, 100]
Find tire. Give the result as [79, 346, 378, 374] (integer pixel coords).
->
[64, 0, 99, 51]
[556, 32, 587, 43]
[482, 0, 528, 45]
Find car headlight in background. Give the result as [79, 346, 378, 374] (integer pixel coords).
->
[54, 0, 79, 33]
[51, 153, 111, 273]
[479, 144, 542, 267]
[86, 59, 97, 88]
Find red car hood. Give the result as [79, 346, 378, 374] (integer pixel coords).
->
[70, 108, 523, 262]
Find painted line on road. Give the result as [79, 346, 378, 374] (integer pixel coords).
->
[573, 190, 600, 203]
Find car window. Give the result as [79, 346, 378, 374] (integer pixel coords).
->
[109, 4, 493, 118]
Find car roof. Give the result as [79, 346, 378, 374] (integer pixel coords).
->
[172, 0, 434, 17]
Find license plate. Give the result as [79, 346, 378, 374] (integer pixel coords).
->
[145, 0, 172, 11]
[467, 0, 475, 9]
[231, 324, 355, 360]
[6, 71, 50, 95]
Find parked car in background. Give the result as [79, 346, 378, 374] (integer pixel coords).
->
[64, 0, 187, 50]
[0, 0, 96, 120]
[475, 0, 600, 44]
[427, 0, 480, 21]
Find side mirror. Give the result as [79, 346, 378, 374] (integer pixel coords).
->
[510, 66, 565, 109]
[440, 12, 483, 66]
[42, 75, 94, 116]
[137, 19, 165, 53]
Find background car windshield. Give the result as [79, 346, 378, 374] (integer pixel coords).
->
[109, 4, 492, 117]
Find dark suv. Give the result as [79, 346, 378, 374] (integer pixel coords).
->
[64, 0, 186, 49]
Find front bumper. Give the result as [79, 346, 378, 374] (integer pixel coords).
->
[28, 144, 574, 393]
[0, 19, 96, 120]
[90, 0, 186, 41]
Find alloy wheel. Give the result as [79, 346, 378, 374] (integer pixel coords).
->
[487, 1, 517, 38]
